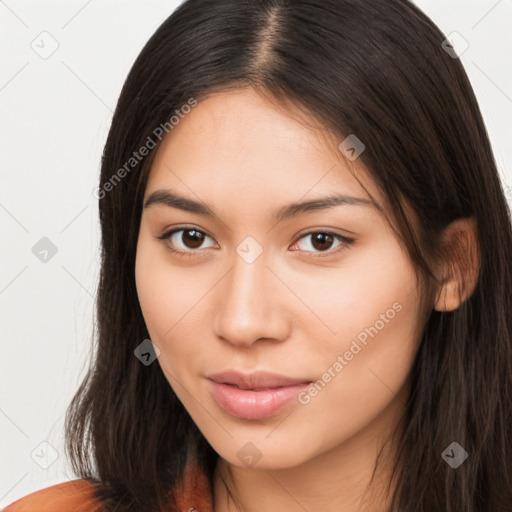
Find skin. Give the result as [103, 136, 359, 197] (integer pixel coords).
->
[134, 88, 468, 511]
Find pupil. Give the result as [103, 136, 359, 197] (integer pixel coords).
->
[183, 230, 204, 249]
[312, 233, 333, 251]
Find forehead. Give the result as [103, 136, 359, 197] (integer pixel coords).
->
[145, 88, 384, 213]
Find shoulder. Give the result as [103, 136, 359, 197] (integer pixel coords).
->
[2, 479, 102, 512]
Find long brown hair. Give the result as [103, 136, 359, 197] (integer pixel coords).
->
[65, 0, 512, 510]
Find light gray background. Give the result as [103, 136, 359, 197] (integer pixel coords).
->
[1, 0, 511, 507]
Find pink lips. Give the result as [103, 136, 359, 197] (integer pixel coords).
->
[207, 370, 311, 420]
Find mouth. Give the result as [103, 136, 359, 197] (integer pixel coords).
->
[206, 370, 312, 420]
[207, 369, 311, 389]
[222, 384, 283, 391]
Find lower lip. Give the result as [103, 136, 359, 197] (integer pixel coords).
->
[207, 379, 310, 420]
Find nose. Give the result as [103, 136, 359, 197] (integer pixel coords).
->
[212, 248, 291, 348]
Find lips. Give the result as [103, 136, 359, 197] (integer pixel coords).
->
[206, 370, 312, 420]
[207, 370, 310, 389]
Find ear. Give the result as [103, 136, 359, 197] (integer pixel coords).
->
[433, 216, 480, 312]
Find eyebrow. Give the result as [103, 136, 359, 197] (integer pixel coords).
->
[143, 189, 373, 223]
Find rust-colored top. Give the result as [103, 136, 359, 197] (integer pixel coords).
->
[2, 462, 214, 512]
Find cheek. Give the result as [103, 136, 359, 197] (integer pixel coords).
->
[135, 235, 213, 366]
[293, 241, 422, 424]
[310, 300, 419, 450]
[288, 237, 419, 350]
[136, 241, 172, 340]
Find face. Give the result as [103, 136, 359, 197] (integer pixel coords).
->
[135, 88, 425, 470]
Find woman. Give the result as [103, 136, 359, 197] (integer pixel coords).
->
[4, 0, 511, 510]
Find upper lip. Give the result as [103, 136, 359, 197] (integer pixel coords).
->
[206, 370, 311, 389]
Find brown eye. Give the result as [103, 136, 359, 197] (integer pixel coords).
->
[310, 232, 335, 251]
[293, 231, 354, 256]
[157, 227, 217, 255]
[180, 229, 205, 249]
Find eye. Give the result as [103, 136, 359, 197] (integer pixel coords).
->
[156, 227, 217, 256]
[156, 227, 354, 258]
[291, 231, 354, 257]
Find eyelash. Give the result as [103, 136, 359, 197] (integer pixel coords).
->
[156, 227, 354, 259]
